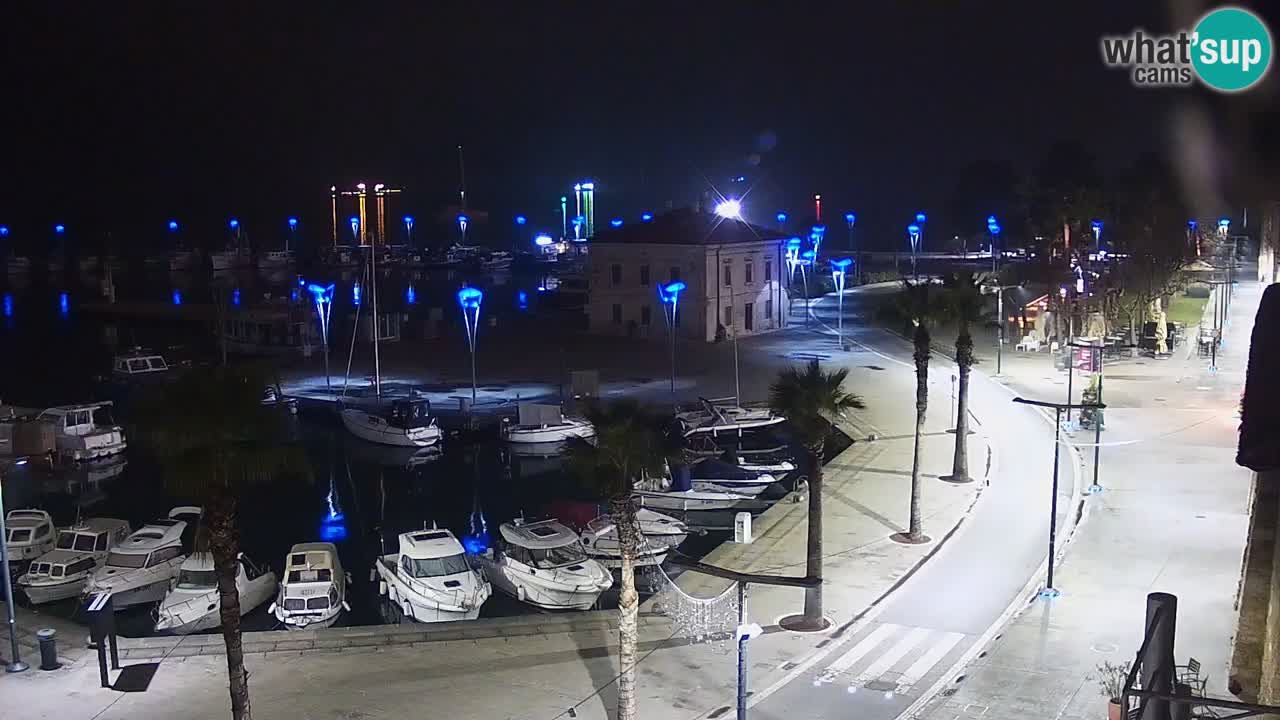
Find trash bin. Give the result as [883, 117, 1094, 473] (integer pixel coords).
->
[37, 628, 59, 670]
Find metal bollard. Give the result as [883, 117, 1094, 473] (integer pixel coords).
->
[37, 628, 59, 670]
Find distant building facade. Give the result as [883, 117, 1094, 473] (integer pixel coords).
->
[586, 209, 789, 342]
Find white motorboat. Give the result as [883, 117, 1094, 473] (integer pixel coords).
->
[111, 350, 171, 381]
[375, 528, 491, 623]
[474, 519, 611, 610]
[5, 509, 57, 568]
[687, 458, 776, 495]
[272, 542, 350, 630]
[37, 401, 127, 462]
[502, 403, 595, 445]
[85, 507, 202, 609]
[341, 399, 442, 447]
[675, 398, 786, 438]
[579, 509, 688, 569]
[732, 456, 796, 475]
[18, 518, 131, 604]
[634, 488, 754, 512]
[256, 250, 296, 269]
[262, 385, 298, 414]
[156, 552, 277, 634]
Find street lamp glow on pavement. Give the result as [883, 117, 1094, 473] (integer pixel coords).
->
[658, 281, 687, 404]
[715, 199, 742, 219]
[304, 281, 335, 390]
[457, 286, 484, 404]
[830, 257, 852, 349]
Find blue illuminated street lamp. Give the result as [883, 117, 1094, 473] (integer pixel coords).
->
[987, 216, 1002, 272]
[560, 197, 568, 239]
[302, 281, 335, 390]
[168, 220, 179, 232]
[1218, 217, 1230, 236]
[287, 216, 298, 252]
[641, 212, 654, 223]
[776, 211, 788, 230]
[54, 224, 66, 235]
[1090, 220, 1103, 252]
[458, 213, 470, 243]
[830, 258, 852, 349]
[658, 281, 687, 403]
[349, 216, 360, 243]
[404, 215, 414, 245]
[610, 218, 624, 228]
[907, 223, 922, 278]
[809, 225, 826, 260]
[457, 286, 484, 404]
[799, 250, 815, 324]
[515, 214, 527, 226]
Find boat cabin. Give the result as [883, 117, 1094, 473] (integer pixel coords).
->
[496, 520, 588, 570]
[280, 542, 344, 613]
[387, 400, 433, 430]
[5, 509, 56, 558]
[55, 518, 131, 555]
[105, 519, 189, 569]
[395, 530, 472, 578]
[112, 352, 170, 378]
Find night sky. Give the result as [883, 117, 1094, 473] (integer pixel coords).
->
[4, 2, 1276, 250]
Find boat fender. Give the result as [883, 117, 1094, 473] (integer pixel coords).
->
[342, 601, 351, 612]
[369, 568, 377, 582]
[517, 585, 526, 602]
[379, 580, 388, 596]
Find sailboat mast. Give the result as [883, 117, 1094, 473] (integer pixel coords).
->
[371, 230, 381, 398]
[457, 144, 467, 211]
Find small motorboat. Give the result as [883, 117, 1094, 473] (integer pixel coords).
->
[37, 401, 128, 462]
[502, 403, 595, 445]
[341, 399, 442, 447]
[634, 488, 754, 512]
[473, 519, 612, 610]
[5, 509, 57, 571]
[256, 250, 296, 269]
[272, 542, 350, 630]
[262, 385, 298, 415]
[687, 458, 776, 495]
[17, 518, 131, 603]
[84, 507, 203, 609]
[675, 398, 785, 439]
[156, 552, 278, 634]
[374, 528, 491, 623]
[579, 509, 688, 569]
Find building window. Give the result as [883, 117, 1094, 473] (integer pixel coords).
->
[640, 264, 650, 286]
[745, 303, 754, 331]
[612, 303, 622, 324]
[723, 263, 732, 287]
[640, 304, 651, 326]
[745, 260, 754, 284]
[724, 306, 733, 328]
[765, 298, 773, 320]
[610, 264, 622, 286]
[765, 259, 772, 282]
[669, 266, 680, 283]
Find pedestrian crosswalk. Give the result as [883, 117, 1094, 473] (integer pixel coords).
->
[815, 622, 969, 695]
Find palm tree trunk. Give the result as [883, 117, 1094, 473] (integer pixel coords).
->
[209, 490, 251, 720]
[949, 325, 973, 482]
[611, 494, 639, 720]
[803, 444, 824, 624]
[909, 325, 930, 539]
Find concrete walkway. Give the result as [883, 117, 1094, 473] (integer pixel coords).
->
[910, 278, 1260, 720]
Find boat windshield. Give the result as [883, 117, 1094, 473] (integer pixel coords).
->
[106, 551, 148, 569]
[57, 532, 97, 551]
[406, 553, 470, 578]
[532, 543, 587, 569]
[7, 528, 31, 543]
[177, 569, 217, 589]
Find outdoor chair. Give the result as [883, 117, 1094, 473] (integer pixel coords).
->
[1016, 334, 1042, 352]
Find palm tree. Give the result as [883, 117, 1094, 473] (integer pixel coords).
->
[942, 272, 986, 484]
[131, 364, 307, 720]
[565, 400, 672, 720]
[769, 359, 864, 629]
[898, 280, 942, 542]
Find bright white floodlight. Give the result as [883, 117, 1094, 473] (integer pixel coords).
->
[714, 199, 742, 219]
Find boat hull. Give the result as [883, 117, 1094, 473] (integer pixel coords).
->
[635, 491, 749, 511]
[503, 424, 595, 445]
[92, 578, 171, 609]
[341, 409, 441, 447]
[275, 607, 343, 630]
[20, 577, 88, 604]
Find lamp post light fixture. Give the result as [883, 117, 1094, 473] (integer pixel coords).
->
[560, 196, 568, 239]
[54, 224, 66, 235]
[814, 194, 822, 222]
[799, 249, 815, 326]
[404, 216, 414, 245]
[830, 258, 852, 349]
[809, 225, 826, 260]
[907, 223, 922, 278]
[610, 218, 624, 228]
[1, 457, 32, 673]
[785, 236, 803, 322]
[348, 216, 360, 243]
[641, 212, 654, 223]
[458, 213, 470, 242]
[168, 220, 179, 233]
[1218, 217, 1230, 237]
[988, 217, 1002, 273]
[304, 281, 335, 390]
[715, 199, 742, 220]
[776, 211, 788, 230]
[287, 216, 298, 252]
[845, 213, 859, 283]
[572, 216, 584, 241]
[0, 226, 9, 237]
[657, 281, 687, 404]
[457, 286, 484, 404]
[515, 214, 527, 226]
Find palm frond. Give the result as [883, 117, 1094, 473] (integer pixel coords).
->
[769, 359, 865, 447]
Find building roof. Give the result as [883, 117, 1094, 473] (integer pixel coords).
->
[592, 208, 788, 247]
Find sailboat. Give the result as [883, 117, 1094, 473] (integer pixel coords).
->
[338, 230, 442, 448]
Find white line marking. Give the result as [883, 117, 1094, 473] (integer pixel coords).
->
[853, 626, 930, 685]
[819, 623, 899, 679]
[895, 632, 965, 692]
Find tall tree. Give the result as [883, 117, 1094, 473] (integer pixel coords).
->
[769, 359, 864, 628]
[942, 272, 987, 484]
[898, 280, 943, 542]
[131, 364, 307, 720]
[565, 400, 672, 720]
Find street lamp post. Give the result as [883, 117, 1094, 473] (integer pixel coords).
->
[304, 282, 335, 390]
[1069, 340, 1111, 495]
[658, 281, 687, 406]
[1, 457, 31, 673]
[799, 250, 815, 327]
[830, 258, 852, 350]
[560, 197, 568, 240]
[809, 225, 826, 261]
[987, 216, 1001, 274]
[1012, 396, 1104, 598]
[907, 223, 922, 279]
[915, 212, 927, 257]
[287, 217, 298, 253]
[457, 287, 483, 405]
[785, 237, 802, 323]
[844, 213, 857, 282]
[776, 211, 788, 231]
[404, 216, 414, 246]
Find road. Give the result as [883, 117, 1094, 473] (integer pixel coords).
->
[744, 285, 1077, 719]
